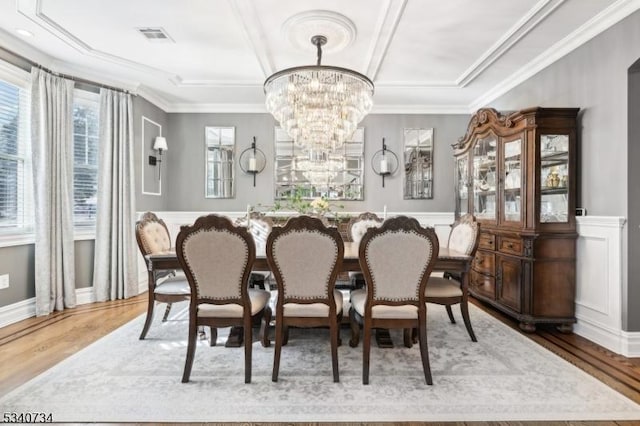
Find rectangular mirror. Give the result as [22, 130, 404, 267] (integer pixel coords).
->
[274, 127, 364, 200]
[403, 128, 434, 199]
[205, 126, 235, 198]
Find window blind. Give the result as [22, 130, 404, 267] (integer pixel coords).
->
[0, 77, 32, 232]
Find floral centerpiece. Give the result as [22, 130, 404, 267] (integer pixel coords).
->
[255, 187, 343, 219]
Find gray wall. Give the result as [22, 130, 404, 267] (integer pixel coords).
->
[166, 112, 469, 213]
[489, 11, 640, 330]
[134, 96, 170, 212]
[0, 244, 35, 307]
[0, 241, 95, 308]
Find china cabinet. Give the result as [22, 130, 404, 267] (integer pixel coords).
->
[453, 107, 579, 332]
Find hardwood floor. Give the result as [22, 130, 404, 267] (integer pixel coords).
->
[0, 295, 639, 425]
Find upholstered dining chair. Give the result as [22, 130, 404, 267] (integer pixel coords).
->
[349, 216, 439, 385]
[176, 214, 271, 383]
[266, 215, 344, 382]
[135, 212, 190, 340]
[425, 213, 480, 342]
[347, 212, 383, 289]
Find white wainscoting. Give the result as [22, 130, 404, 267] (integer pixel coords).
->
[14, 211, 637, 357]
[574, 216, 633, 355]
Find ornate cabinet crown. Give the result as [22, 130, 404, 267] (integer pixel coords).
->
[454, 107, 579, 332]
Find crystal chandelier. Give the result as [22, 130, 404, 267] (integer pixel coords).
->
[264, 35, 374, 152]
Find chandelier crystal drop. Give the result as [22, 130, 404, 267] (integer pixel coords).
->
[264, 35, 374, 152]
[295, 149, 343, 185]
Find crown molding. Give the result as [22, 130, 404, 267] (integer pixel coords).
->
[166, 103, 268, 113]
[228, 0, 274, 77]
[370, 104, 470, 114]
[162, 102, 470, 114]
[456, 0, 565, 87]
[17, 0, 176, 80]
[169, 75, 262, 88]
[468, 0, 640, 111]
[136, 86, 171, 113]
[364, 0, 407, 81]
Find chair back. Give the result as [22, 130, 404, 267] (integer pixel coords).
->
[267, 215, 343, 303]
[348, 212, 383, 244]
[359, 216, 439, 305]
[448, 214, 480, 256]
[176, 214, 255, 303]
[136, 212, 172, 256]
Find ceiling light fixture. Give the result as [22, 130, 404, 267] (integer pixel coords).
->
[264, 35, 374, 153]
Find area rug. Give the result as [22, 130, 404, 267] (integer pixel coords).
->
[1, 302, 639, 423]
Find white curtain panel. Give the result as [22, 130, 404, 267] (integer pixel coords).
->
[30, 68, 76, 316]
[93, 89, 137, 301]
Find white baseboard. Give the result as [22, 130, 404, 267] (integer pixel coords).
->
[75, 287, 95, 305]
[0, 297, 36, 328]
[0, 287, 98, 328]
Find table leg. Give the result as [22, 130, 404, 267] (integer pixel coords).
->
[225, 326, 244, 347]
[375, 329, 394, 348]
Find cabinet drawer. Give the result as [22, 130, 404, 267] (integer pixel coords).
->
[479, 233, 496, 250]
[473, 251, 495, 275]
[499, 236, 523, 256]
[470, 269, 496, 299]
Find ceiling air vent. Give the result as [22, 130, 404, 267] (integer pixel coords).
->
[136, 27, 174, 43]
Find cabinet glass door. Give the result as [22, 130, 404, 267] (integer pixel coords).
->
[472, 135, 497, 221]
[503, 138, 522, 223]
[456, 154, 469, 215]
[540, 134, 570, 223]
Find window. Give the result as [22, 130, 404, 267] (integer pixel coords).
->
[0, 69, 32, 234]
[72, 91, 99, 228]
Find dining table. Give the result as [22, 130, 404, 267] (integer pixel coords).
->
[144, 241, 473, 347]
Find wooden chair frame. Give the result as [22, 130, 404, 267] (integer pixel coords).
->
[266, 215, 344, 382]
[349, 216, 439, 385]
[176, 214, 270, 383]
[427, 213, 480, 342]
[135, 212, 190, 340]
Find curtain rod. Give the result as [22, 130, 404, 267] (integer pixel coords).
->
[0, 45, 135, 95]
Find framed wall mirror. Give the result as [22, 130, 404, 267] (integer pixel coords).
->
[403, 128, 434, 199]
[205, 126, 235, 198]
[274, 127, 364, 200]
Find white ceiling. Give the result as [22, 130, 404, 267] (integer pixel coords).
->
[0, 0, 636, 113]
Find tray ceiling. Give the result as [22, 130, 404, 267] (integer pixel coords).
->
[0, 0, 636, 113]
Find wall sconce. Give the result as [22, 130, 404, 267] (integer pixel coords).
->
[152, 136, 168, 180]
[239, 136, 266, 186]
[371, 137, 398, 187]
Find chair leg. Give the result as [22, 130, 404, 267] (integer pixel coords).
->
[460, 299, 477, 342]
[182, 319, 198, 383]
[445, 305, 456, 324]
[208, 327, 217, 346]
[403, 328, 413, 348]
[244, 317, 252, 384]
[261, 306, 272, 348]
[330, 316, 340, 382]
[139, 296, 155, 340]
[362, 323, 372, 385]
[162, 303, 172, 322]
[418, 313, 433, 385]
[272, 319, 284, 382]
[349, 307, 360, 347]
[283, 325, 290, 346]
